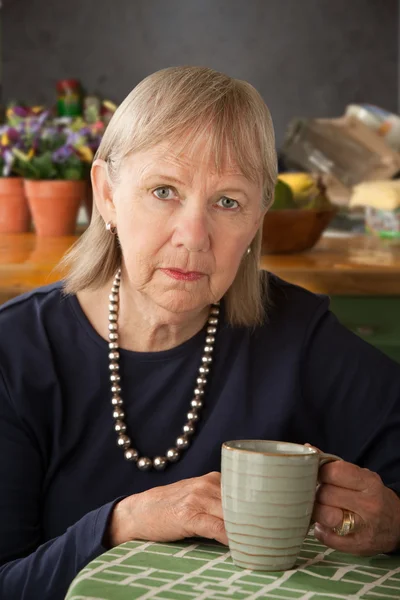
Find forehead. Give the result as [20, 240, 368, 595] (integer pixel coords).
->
[122, 133, 253, 182]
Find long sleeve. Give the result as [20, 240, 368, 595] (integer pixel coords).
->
[300, 299, 400, 491]
[0, 369, 120, 600]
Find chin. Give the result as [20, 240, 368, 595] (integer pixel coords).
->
[154, 290, 210, 316]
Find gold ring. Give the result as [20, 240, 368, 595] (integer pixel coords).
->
[333, 510, 356, 536]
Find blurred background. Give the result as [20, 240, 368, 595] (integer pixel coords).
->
[2, 0, 398, 146]
[0, 0, 399, 361]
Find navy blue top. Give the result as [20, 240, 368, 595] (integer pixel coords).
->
[0, 274, 400, 599]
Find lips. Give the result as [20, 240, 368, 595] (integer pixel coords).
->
[160, 268, 206, 282]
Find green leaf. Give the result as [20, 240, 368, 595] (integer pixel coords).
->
[29, 153, 58, 179]
[63, 167, 84, 180]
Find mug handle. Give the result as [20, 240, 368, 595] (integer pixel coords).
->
[309, 452, 342, 526]
[318, 452, 342, 467]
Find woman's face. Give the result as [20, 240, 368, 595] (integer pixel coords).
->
[97, 139, 264, 315]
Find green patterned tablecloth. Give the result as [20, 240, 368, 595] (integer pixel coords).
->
[65, 534, 400, 600]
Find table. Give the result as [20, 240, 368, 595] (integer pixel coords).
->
[0, 233, 75, 304]
[1, 232, 400, 361]
[260, 233, 400, 296]
[1, 233, 400, 304]
[65, 534, 400, 600]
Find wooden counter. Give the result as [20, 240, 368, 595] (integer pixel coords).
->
[1, 231, 399, 361]
[260, 233, 400, 296]
[0, 234, 77, 303]
[1, 232, 400, 304]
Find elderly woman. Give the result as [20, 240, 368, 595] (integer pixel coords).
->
[0, 66, 400, 599]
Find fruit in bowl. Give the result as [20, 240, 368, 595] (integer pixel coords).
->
[276, 172, 317, 205]
[261, 176, 337, 254]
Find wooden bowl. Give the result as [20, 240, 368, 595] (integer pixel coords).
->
[261, 209, 337, 254]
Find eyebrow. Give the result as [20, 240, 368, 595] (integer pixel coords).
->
[141, 173, 250, 194]
[141, 174, 188, 187]
[221, 188, 250, 196]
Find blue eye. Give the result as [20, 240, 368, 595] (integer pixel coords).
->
[217, 196, 239, 210]
[153, 186, 175, 200]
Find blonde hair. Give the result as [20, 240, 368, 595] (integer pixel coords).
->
[62, 66, 277, 326]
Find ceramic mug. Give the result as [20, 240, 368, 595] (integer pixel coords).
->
[221, 440, 340, 571]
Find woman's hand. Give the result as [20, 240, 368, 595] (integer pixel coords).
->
[313, 460, 400, 555]
[107, 471, 227, 547]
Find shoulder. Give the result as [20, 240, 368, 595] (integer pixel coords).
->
[0, 282, 82, 417]
[236, 272, 332, 361]
[264, 272, 330, 329]
[0, 282, 71, 350]
[0, 281, 65, 320]
[219, 273, 332, 372]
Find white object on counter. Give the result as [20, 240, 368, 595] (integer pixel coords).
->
[350, 179, 400, 211]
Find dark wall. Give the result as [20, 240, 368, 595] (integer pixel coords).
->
[2, 0, 398, 145]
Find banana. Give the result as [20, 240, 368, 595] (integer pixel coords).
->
[278, 173, 317, 204]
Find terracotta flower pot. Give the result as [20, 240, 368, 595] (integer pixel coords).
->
[24, 179, 86, 237]
[0, 177, 30, 234]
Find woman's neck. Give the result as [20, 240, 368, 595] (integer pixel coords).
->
[118, 286, 210, 352]
[78, 280, 210, 353]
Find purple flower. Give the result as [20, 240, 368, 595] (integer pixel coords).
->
[78, 127, 91, 137]
[88, 141, 99, 153]
[28, 120, 43, 134]
[41, 126, 59, 139]
[37, 110, 50, 126]
[7, 128, 19, 143]
[67, 131, 84, 146]
[52, 145, 74, 163]
[12, 106, 28, 118]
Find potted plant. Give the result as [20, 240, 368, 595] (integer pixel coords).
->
[14, 116, 101, 236]
[0, 111, 34, 234]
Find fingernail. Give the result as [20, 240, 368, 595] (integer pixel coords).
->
[314, 523, 328, 535]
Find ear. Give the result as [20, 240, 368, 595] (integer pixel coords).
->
[91, 159, 116, 224]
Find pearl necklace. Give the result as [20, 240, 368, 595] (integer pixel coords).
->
[108, 268, 220, 471]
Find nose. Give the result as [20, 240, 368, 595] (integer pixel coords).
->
[171, 203, 210, 253]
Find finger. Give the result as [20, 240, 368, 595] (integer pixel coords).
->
[194, 474, 222, 501]
[319, 461, 373, 492]
[197, 496, 224, 521]
[316, 483, 369, 515]
[312, 502, 345, 529]
[204, 471, 221, 484]
[206, 472, 223, 498]
[314, 524, 372, 556]
[185, 471, 221, 487]
[189, 514, 228, 546]
[312, 501, 364, 533]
